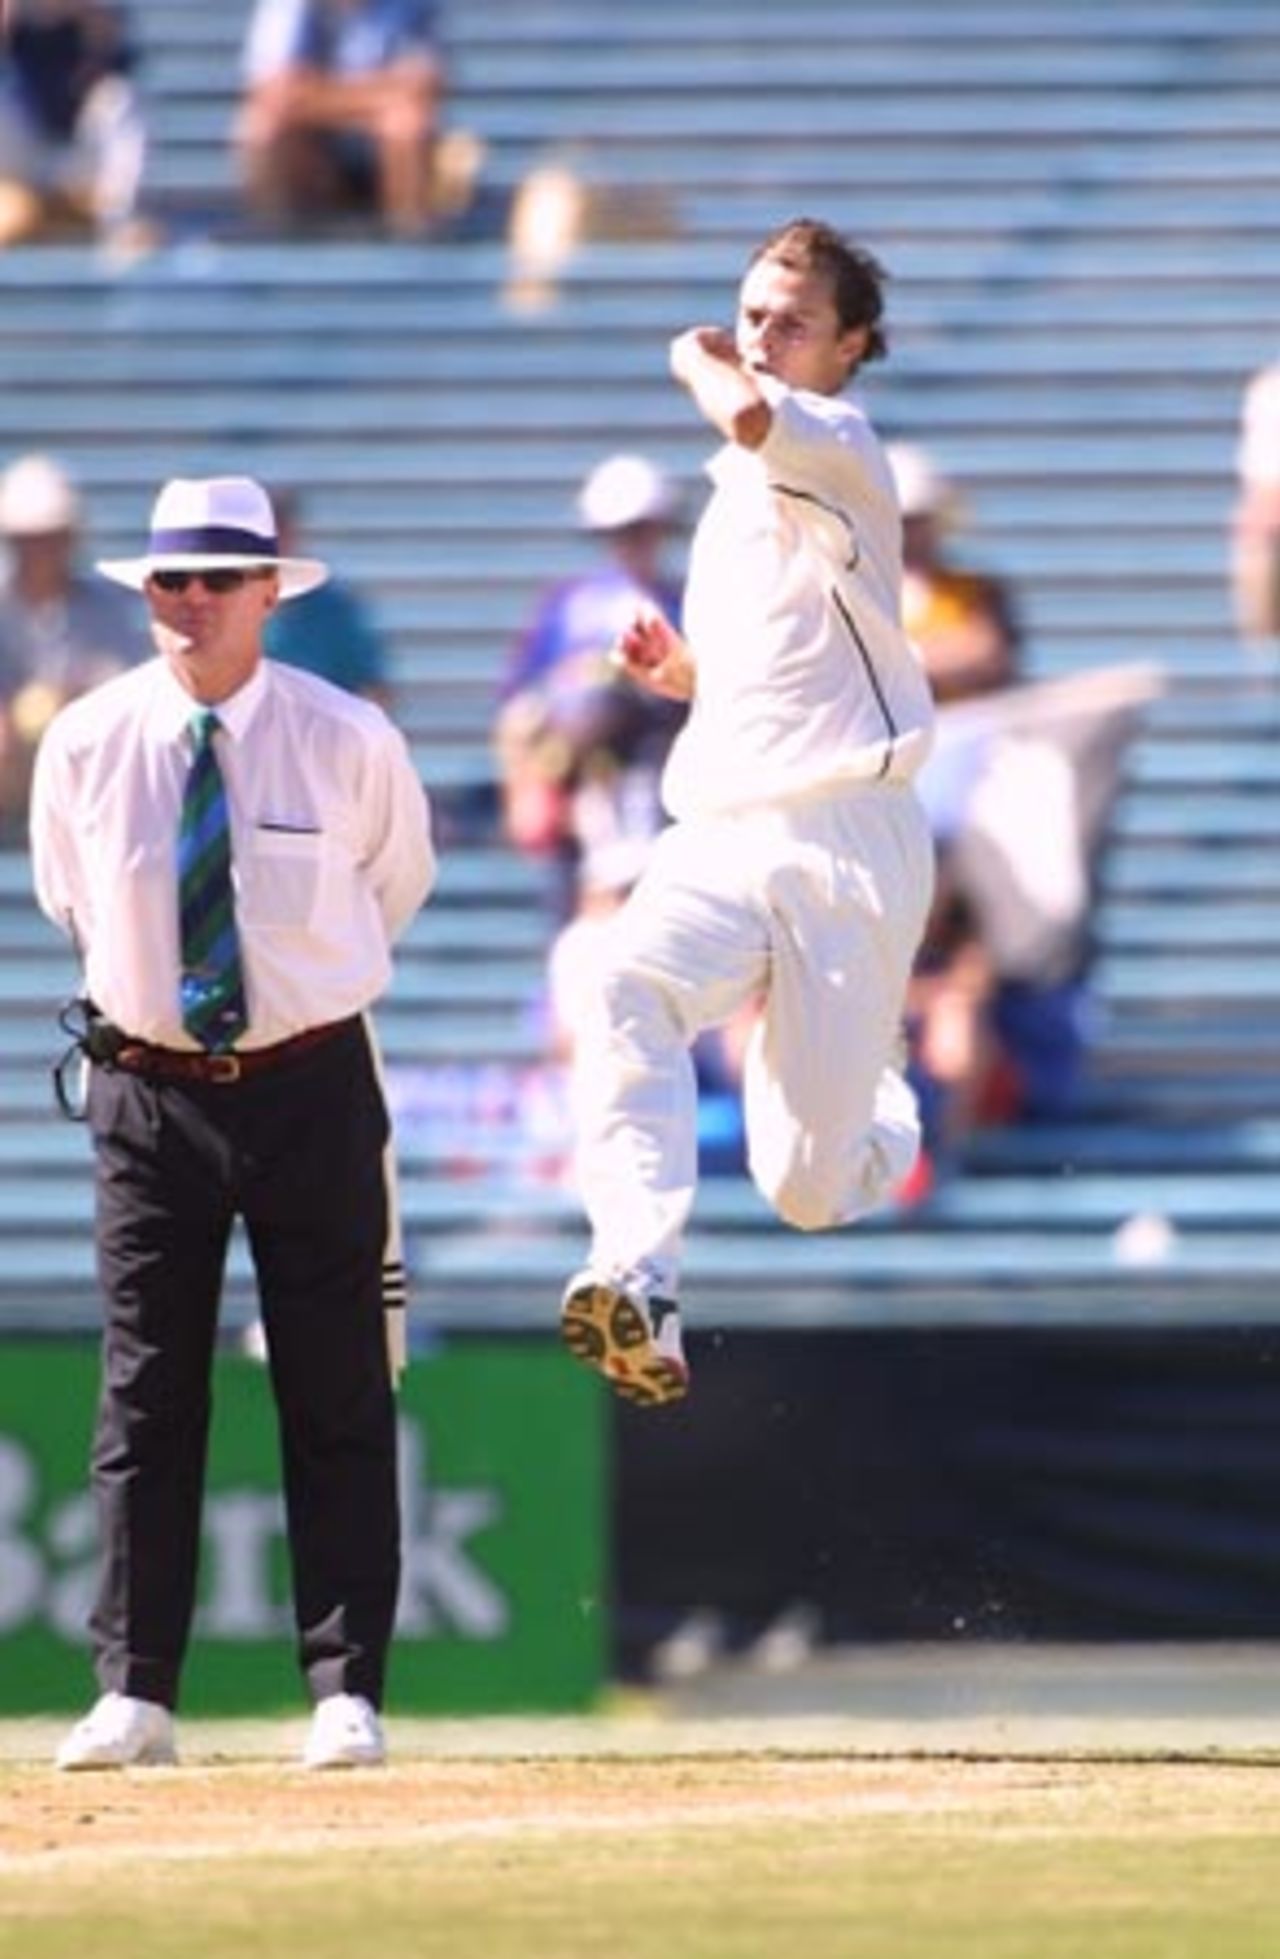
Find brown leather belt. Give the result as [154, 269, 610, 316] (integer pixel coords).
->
[113, 1016, 357, 1086]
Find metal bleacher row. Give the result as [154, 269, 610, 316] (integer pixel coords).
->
[1, 0, 1279, 1339]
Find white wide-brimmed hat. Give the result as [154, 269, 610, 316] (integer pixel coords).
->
[97, 476, 329, 600]
[576, 453, 680, 533]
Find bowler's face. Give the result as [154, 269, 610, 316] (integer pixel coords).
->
[736, 258, 868, 397]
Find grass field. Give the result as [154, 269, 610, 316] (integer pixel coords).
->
[4, 1708, 1280, 1958]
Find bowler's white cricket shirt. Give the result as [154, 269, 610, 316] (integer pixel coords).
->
[662, 379, 935, 820]
[31, 656, 435, 1048]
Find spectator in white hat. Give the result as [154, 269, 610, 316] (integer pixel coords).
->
[492, 451, 688, 925]
[0, 451, 146, 828]
[888, 441, 1023, 703]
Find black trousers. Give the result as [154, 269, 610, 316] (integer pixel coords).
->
[85, 1018, 399, 1711]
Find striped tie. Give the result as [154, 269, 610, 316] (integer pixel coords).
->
[178, 708, 247, 1051]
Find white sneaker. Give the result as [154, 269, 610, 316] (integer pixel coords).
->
[561, 1270, 689, 1406]
[303, 1693, 386, 1769]
[55, 1691, 177, 1771]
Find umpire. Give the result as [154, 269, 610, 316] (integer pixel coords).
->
[30, 475, 436, 1771]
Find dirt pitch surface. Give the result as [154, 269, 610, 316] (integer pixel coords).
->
[5, 1708, 1280, 1872]
[3, 1753, 1043, 1868]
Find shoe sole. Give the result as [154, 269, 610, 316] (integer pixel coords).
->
[560, 1280, 689, 1408]
[56, 1740, 177, 1771]
[304, 1749, 386, 1770]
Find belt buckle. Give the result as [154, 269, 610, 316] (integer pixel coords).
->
[206, 1053, 242, 1084]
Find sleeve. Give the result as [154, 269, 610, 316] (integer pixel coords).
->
[359, 716, 436, 941]
[29, 720, 87, 949]
[760, 385, 884, 509]
[757, 387, 892, 581]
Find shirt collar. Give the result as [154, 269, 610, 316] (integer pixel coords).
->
[154, 658, 269, 745]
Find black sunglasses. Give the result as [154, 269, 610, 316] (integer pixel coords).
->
[149, 568, 269, 595]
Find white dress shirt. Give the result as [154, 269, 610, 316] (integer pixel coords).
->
[662, 381, 935, 821]
[31, 655, 436, 1048]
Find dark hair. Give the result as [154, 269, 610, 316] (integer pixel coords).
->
[748, 218, 889, 366]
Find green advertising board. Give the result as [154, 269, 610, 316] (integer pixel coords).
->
[0, 1339, 606, 1716]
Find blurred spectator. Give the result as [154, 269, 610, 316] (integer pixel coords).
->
[263, 486, 391, 706]
[390, 461, 696, 1197]
[1230, 356, 1280, 649]
[923, 661, 1161, 1148]
[904, 851, 1005, 1181]
[0, 452, 146, 829]
[493, 452, 688, 924]
[0, 1, 152, 254]
[891, 440, 1022, 702]
[888, 443, 1114, 1173]
[236, 0, 460, 237]
[887, 442, 1023, 1167]
[503, 154, 678, 315]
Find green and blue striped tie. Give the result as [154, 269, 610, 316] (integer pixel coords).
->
[178, 709, 247, 1051]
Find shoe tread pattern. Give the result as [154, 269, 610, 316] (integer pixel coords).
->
[561, 1281, 688, 1408]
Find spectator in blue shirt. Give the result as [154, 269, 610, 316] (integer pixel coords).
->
[236, 0, 446, 236]
[493, 453, 687, 924]
[0, 451, 146, 828]
[263, 488, 390, 706]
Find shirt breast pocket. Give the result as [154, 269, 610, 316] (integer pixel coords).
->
[238, 827, 324, 933]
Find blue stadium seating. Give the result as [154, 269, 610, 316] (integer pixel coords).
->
[1, 0, 1279, 1338]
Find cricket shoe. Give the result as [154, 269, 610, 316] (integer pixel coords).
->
[560, 1270, 689, 1407]
[55, 1692, 177, 1771]
[303, 1693, 386, 1770]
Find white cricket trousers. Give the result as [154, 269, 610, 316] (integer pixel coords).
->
[570, 779, 936, 1297]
